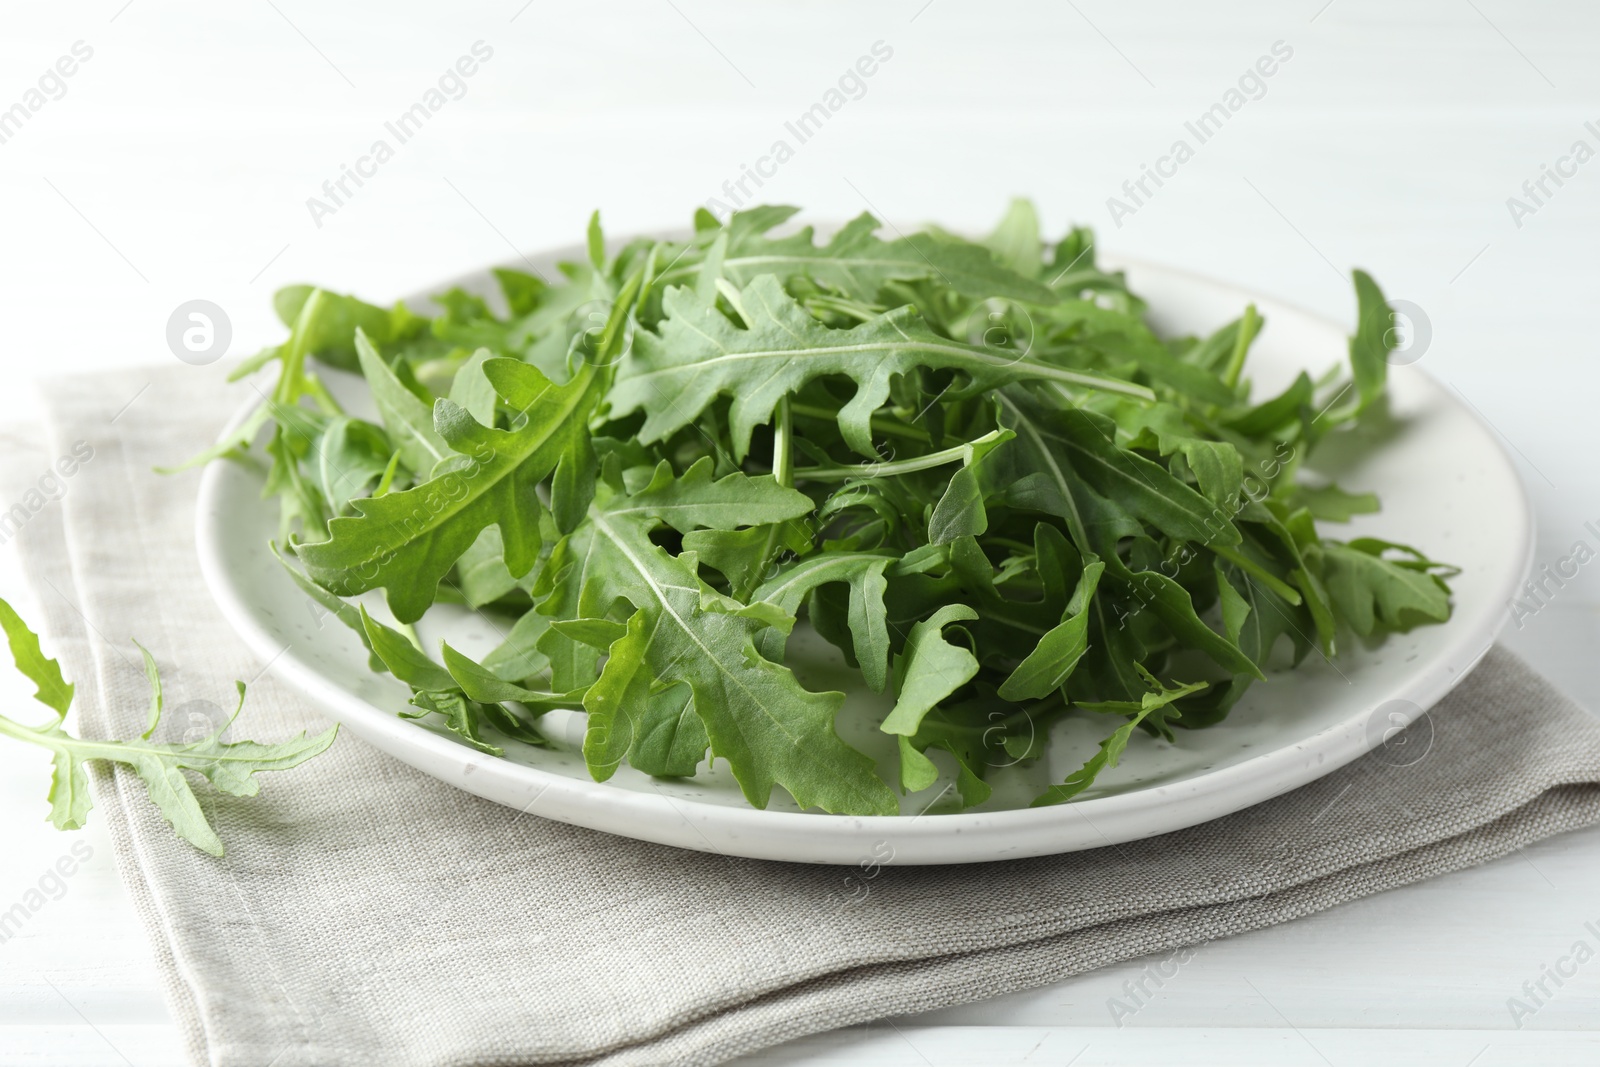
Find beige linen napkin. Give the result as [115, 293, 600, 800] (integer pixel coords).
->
[8, 363, 1600, 1067]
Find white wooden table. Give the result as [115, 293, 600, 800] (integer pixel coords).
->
[3, 1, 1599, 1062]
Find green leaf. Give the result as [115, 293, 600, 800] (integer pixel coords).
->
[1118, 401, 1244, 507]
[447, 348, 499, 429]
[134, 640, 162, 739]
[928, 467, 988, 545]
[613, 276, 1151, 461]
[586, 210, 606, 272]
[1032, 672, 1207, 806]
[996, 391, 1239, 549]
[359, 606, 455, 691]
[982, 198, 1043, 278]
[999, 560, 1104, 701]
[355, 329, 450, 477]
[273, 285, 412, 373]
[1318, 539, 1453, 636]
[683, 519, 812, 602]
[1288, 483, 1381, 522]
[580, 609, 653, 780]
[881, 605, 980, 737]
[1102, 555, 1263, 679]
[493, 267, 548, 316]
[752, 552, 894, 692]
[308, 415, 393, 518]
[0, 596, 74, 720]
[296, 358, 603, 623]
[896, 734, 941, 793]
[453, 525, 540, 608]
[405, 690, 503, 756]
[616, 457, 813, 530]
[272, 543, 384, 673]
[439, 641, 581, 710]
[1347, 269, 1393, 416]
[545, 468, 896, 814]
[628, 681, 707, 778]
[662, 210, 1060, 306]
[481, 609, 553, 682]
[0, 597, 336, 856]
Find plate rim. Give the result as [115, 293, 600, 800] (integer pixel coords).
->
[194, 245, 1535, 864]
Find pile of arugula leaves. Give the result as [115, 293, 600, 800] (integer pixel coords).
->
[204, 201, 1454, 816]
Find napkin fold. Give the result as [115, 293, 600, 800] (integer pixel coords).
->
[8, 363, 1600, 1067]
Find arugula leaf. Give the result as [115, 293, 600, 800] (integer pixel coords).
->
[296, 358, 604, 623]
[0, 597, 74, 719]
[1316, 538, 1454, 636]
[612, 275, 1151, 461]
[753, 552, 893, 692]
[981, 198, 1044, 279]
[999, 559, 1104, 701]
[273, 286, 419, 373]
[1031, 671, 1208, 806]
[0, 596, 335, 855]
[541, 463, 895, 813]
[881, 604, 981, 743]
[662, 210, 1060, 306]
[356, 330, 450, 476]
[1346, 269, 1394, 416]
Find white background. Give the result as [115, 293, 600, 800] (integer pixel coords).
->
[2, 1, 1599, 1064]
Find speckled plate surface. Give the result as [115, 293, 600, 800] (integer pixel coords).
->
[196, 243, 1533, 864]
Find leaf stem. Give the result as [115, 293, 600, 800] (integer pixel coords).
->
[788, 402, 927, 442]
[773, 397, 794, 488]
[794, 429, 1008, 484]
[804, 294, 882, 322]
[1221, 304, 1261, 390]
[0, 712, 60, 748]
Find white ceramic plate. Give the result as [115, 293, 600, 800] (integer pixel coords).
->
[196, 244, 1533, 865]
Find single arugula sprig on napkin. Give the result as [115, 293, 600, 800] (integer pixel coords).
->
[209, 200, 1454, 816]
[0, 597, 336, 855]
